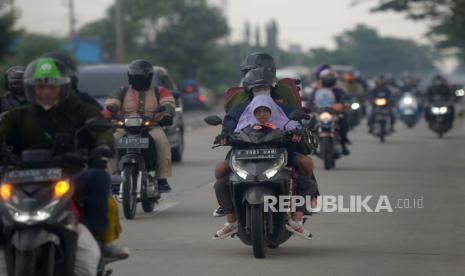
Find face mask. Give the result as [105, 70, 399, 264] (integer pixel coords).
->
[38, 100, 58, 111]
[322, 77, 337, 88]
[9, 87, 25, 97]
[252, 88, 271, 97]
[130, 75, 152, 91]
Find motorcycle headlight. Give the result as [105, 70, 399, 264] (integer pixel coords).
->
[6, 199, 59, 225]
[319, 112, 333, 122]
[124, 118, 143, 127]
[455, 89, 465, 97]
[402, 97, 413, 105]
[231, 156, 249, 180]
[0, 183, 13, 201]
[54, 180, 71, 198]
[375, 98, 387, 106]
[351, 103, 360, 110]
[432, 106, 448, 115]
[263, 153, 286, 179]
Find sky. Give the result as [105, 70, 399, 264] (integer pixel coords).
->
[13, 0, 431, 51]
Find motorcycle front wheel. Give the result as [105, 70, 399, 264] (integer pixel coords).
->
[250, 204, 267, 259]
[122, 165, 138, 219]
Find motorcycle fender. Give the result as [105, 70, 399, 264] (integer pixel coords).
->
[242, 186, 274, 205]
[119, 154, 143, 167]
[11, 229, 60, 251]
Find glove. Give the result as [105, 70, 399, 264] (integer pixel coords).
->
[159, 115, 173, 127]
[214, 134, 229, 145]
[90, 145, 113, 169]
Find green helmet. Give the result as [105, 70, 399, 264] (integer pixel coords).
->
[24, 57, 72, 106]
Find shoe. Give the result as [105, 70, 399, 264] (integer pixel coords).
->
[102, 244, 130, 263]
[213, 206, 225, 217]
[286, 219, 313, 240]
[342, 145, 350, 156]
[212, 222, 238, 240]
[158, 179, 172, 193]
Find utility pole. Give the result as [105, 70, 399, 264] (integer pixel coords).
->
[66, 0, 78, 55]
[68, 0, 76, 38]
[115, 0, 125, 63]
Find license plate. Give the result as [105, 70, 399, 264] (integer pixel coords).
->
[5, 168, 62, 183]
[235, 149, 279, 160]
[118, 137, 149, 149]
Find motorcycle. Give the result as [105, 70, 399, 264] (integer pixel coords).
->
[397, 92, 421, 129]
[371, 98, 392, 143]
[0, 117, 117, 276]
[426, 101, 453, 138]
[107, 105, 167, 220]
[315, 108, 341, 170]
[347, 97, 363, 129]
[205, 110, 309, 259]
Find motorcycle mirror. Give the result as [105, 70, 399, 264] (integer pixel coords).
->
[204, 115, 223, 126]
[288, 110, 310, 121]
[85, 117, 114, 132]
[106, 105, 119, 114]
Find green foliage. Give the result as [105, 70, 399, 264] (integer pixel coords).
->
[78, 0, 229, 89]
[372, 0, 465, 61]
[0, 10, 17, 63]
[308, 25, 436, 76]
[9, 33, 64, 66]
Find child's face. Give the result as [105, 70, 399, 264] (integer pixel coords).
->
[254, 106, 272, 124]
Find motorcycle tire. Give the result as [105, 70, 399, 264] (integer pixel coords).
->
[122, 165, 138, 219]
[141, 174, 156, 213]
[251, 204, 266, 259]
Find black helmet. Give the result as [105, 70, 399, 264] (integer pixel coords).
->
[240, 52, 276, 77]
[4, 66, 25, 97]
[128, 59, 154, 92]
[42, 52, 78, 90]
[23, 57, 72, 107]
[242, 67, 275, 92]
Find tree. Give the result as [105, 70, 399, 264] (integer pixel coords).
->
[308, 25, 436, 76]
[0, 6, 17, 63]
[78, 0, 229, 88]
[371, 0, 465, 61]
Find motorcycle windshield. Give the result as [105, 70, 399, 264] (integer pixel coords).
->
[230, 126, 287, 146]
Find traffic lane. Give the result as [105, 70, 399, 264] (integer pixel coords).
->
[111, 118, 465, 275]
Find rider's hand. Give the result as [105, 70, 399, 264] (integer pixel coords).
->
[159, 115, 173, 127]
[214, 134, 229, 146]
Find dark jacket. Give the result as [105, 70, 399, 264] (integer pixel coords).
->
[0, 93, 27, 114]
[426, 83, 454, 103]
[0, 93, 115, 155]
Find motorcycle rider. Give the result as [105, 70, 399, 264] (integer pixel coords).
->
[0, 57, 124, 275]
[308, 67, 351, 155]
[0, 66, 27, 114]
[368, 75, 396, 133]
[214, 53, 319, 217]
[213, 68, 318, 240]
[425, 74, 455, 127]
[104, 59, 176, 193]
[41, 52, 102, 109]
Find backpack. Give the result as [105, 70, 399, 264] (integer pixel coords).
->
[116, 86, 160, 107]
[224, 78, 302, 113]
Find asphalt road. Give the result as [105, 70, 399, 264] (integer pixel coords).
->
[110, 111, 465, 276]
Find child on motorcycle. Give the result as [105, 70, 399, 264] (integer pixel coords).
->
[213, 94, 316, 240]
